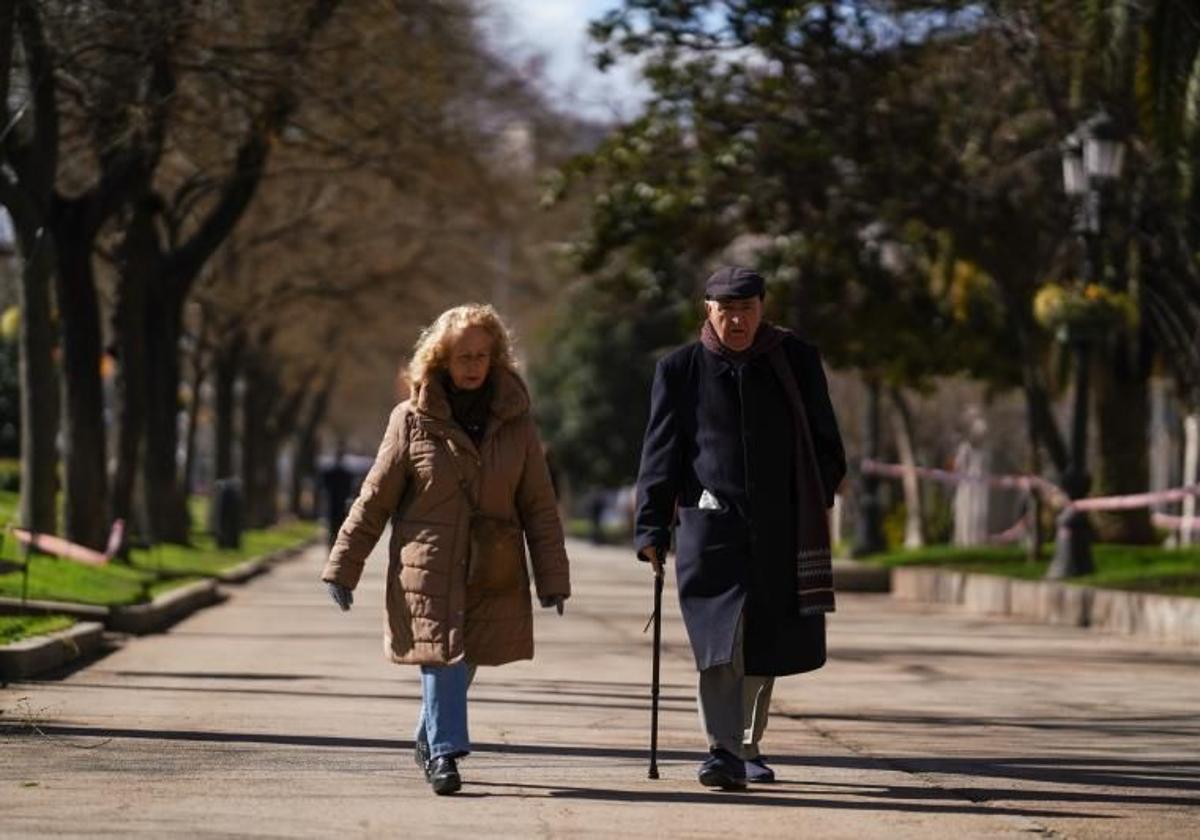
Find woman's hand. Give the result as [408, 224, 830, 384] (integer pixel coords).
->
[539, 595, 566, 615]
[326, 582, 354, 611]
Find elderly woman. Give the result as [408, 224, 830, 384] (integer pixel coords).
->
[321, 303, 570, 796]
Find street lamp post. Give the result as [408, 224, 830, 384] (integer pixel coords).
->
[1047, 112, 1125, 580]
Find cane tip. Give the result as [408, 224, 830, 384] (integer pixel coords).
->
[648, 768, 660, 779]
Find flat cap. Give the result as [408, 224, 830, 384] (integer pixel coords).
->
[704, 265, 765, 300]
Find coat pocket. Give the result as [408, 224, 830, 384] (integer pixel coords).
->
[467, 514, 527, 592]
[674, 506, 749, 599]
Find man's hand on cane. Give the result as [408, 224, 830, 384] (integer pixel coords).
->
[640, 545, 665, 578]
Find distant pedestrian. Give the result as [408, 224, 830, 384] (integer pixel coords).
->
[589, 489, 607, 544]
[321, 303, 570, 796]
[635, 266, 845, 789]
[318, 447, 353, 549]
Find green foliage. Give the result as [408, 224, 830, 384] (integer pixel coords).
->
[563, 0, 1041, 394]
[0, 338, 19, 459]
[867, 542, 1200, 596]
[1033, 282, 1139, 338]
[0, 554, 162, 606]
[531, 287, 691, 491]
[0, 614, 75, 645]
[882, 502, 908, 551]
[0, 490, 318, 605]
[0, 458, 19, 494]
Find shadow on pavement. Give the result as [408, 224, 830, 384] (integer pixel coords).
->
[470, 781, 1109, 818]
[794, 710, 1200, 741]
[0, 680, 694, 713]
[4, 723, 1195, 810]
[832, 646, 1200, 669]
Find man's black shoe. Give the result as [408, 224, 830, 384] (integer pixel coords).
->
[745, 755, 776, 783]
[697, 748, 747, 790]
[428, 756, 462, 795]
[415, 737, 431, 779]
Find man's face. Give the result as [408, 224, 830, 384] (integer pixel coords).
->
[706, 296, 763, 352]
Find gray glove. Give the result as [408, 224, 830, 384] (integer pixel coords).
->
[326, 582, 353, 611]
[538, 595, 566, 615]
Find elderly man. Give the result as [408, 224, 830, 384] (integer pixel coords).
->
[635, 266, 845, 789]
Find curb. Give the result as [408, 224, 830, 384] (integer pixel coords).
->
[0, 596, 109, 622]
[892, 566, 1200, 645]
[268, 537, 322, 565]
[215, 536, 319, 583]
[216, 557, 270, 584]
[832, 559, 892, 593]
[0, 621, 106, 681]
[108, 580, 222, 635]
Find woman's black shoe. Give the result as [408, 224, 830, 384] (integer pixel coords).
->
[428, 756, 462, 795]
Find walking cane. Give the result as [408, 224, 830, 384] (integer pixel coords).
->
[647, 566, 664, 779]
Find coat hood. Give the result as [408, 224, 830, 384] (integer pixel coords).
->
[412, 366, 531, 425]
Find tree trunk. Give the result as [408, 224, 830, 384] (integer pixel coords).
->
[1092, 339, 1156, 544]
[182, 314, 209, 496]
[52, 202, 109, 550]
[1022, 383, 1045, 564]
[15, 231, 59, 535]
[1182, 414, 1198, 548]
[888, 387, 924, 549]
[240, 357, 273, 529]
[111, 217, 152, 547]
[260, 432, 282, 529]
[143, 280, 190, 543]
[291, 382, 330, 519]
[214, 338, 241, 481]
[851, 376, 886, 556]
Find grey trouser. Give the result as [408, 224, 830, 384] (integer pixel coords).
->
[696, 613, 775, 759]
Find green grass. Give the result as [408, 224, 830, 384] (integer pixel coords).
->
[0, 556, 163, 606]
[0, 490, 320, 606]
[566, 518, 633, 544]
[128, 519, 319, 578]
[0, 614, 75, 645]
[866, 543, 1200, 597]
[0, 489, 17, 525]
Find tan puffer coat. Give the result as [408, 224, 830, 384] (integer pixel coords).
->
[321, 368, 570, 666]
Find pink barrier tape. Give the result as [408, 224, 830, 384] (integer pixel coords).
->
[1064, 483, 1200, 514]
[861, 459, 1200, 524]
[1152, 512, 1200, 533]
[986, 517, 1028, 545]
[860, 459, 1069, 506]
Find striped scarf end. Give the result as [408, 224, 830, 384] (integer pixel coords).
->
[797, 601, 836, 616]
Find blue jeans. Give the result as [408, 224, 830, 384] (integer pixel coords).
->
[415, 662, 477, 760]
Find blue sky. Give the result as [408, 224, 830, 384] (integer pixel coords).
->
[486, 1, 648, 121]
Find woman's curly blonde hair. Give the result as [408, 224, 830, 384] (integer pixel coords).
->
[406, 303, 519, 387]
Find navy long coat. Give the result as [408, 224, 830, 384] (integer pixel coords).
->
[634, 334, 846, 676]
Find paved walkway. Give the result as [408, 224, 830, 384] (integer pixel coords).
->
[2, 539, 1197, 838]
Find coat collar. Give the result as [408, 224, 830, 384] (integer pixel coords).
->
[411, 367, 530, 442]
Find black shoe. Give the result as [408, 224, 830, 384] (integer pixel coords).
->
[428, 756, 462, 795]
[745, 755, 776, 783]
[697, 748, 747, 790]
[415, 738, 430, 778]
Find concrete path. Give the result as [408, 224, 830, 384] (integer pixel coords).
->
[2, 539, 1197, 838]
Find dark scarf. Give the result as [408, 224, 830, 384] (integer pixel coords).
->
[441, 371, 494, 446]
[700, 319, 836, 616]
[699, 319, 784, 364]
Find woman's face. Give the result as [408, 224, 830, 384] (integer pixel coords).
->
[447, 325, 494, 390]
